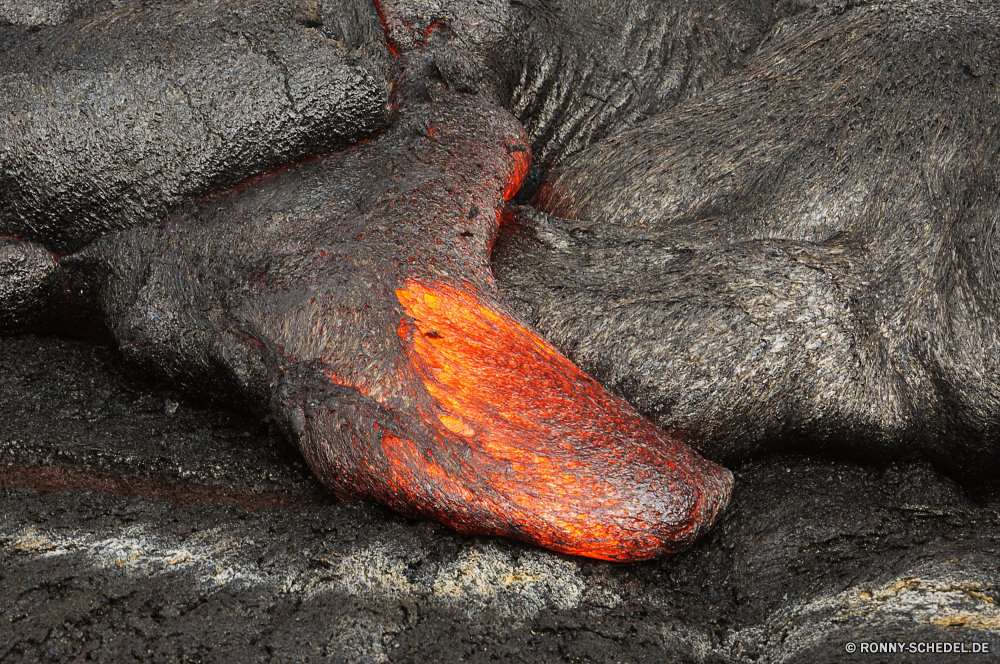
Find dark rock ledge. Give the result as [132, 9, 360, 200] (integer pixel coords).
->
[2, 335, 998, 663]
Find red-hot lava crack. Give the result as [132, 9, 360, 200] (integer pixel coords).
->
[16, 27, 731, 562]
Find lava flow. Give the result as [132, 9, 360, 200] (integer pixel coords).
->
[39, 16, 733, 562]
[383, 280, 733, 560]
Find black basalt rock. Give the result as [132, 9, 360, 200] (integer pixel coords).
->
[375, 0, 810, 197]
[502, 0, 808, 196]
[494, 0, 1000, 477]
[0, 237, 60, 332]
[0, 0, 391, 253]
[1, 0, 999, 655]
[0, 0, 804, 560]
[5, 0, 999, 560]
[2, 338, 997, 662]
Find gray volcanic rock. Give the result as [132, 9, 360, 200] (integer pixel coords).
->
[495, 0, 1000, 476]
[0, 0, 390, 253]
[502, 0, 800, 195]
[3, 2, 1000, 657]
[0, 335, 325, 501]
[0, 0, 99, 26]
[1, 336, 998, 662]
[1, 0, 757, 560]
[377, 0, 809, 196]
[0, 0, 811, 251]
[0, 238, 59, 332]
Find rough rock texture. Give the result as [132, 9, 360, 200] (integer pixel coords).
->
[3, 0, 1000, 656]
[0, 0, 866, 564]
[0, 0, 391, 252]
[495, 0, 1000, 477]
[0, 0, 811, 243]
[32, 39, 729, 561]
[502, 0, 795, 196]
[377, 0, 810, 197]
[0, 237, 60, 332]
[0, 0, 99, 26]
[0, 335, 326, 503]
[2, 336, 998, 663]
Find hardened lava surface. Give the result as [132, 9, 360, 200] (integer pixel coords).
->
[3, 0, 737, 560]
[0, 0, 391, 253]
[1, 335, 998, 663]
[494, 0, 1000, 478]
[3, 0, 1000, 659]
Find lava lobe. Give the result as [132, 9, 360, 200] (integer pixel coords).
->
[7, 42, 731, 560]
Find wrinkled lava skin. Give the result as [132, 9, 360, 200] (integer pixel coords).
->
[7, 0, 1000, 560]
[0, 0, 391, 254]
[0, 0, 803, 253]
[373, 0, 803, 196]
[495, 0, 1000, 477]
[1, 35, 731, 559]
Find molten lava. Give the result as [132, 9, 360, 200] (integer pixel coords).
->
[383, 280, 732, 561]
[21, 7, 734, 563]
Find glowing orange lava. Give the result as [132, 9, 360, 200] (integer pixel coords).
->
[503, 148, 530, 201]
[383, 280, 732, 561]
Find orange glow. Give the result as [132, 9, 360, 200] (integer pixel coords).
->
[371, 0, 401, 55]
[383, 281, 732, 561]
[265, 16, 731, 558]
[504, 148, 530, 201]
